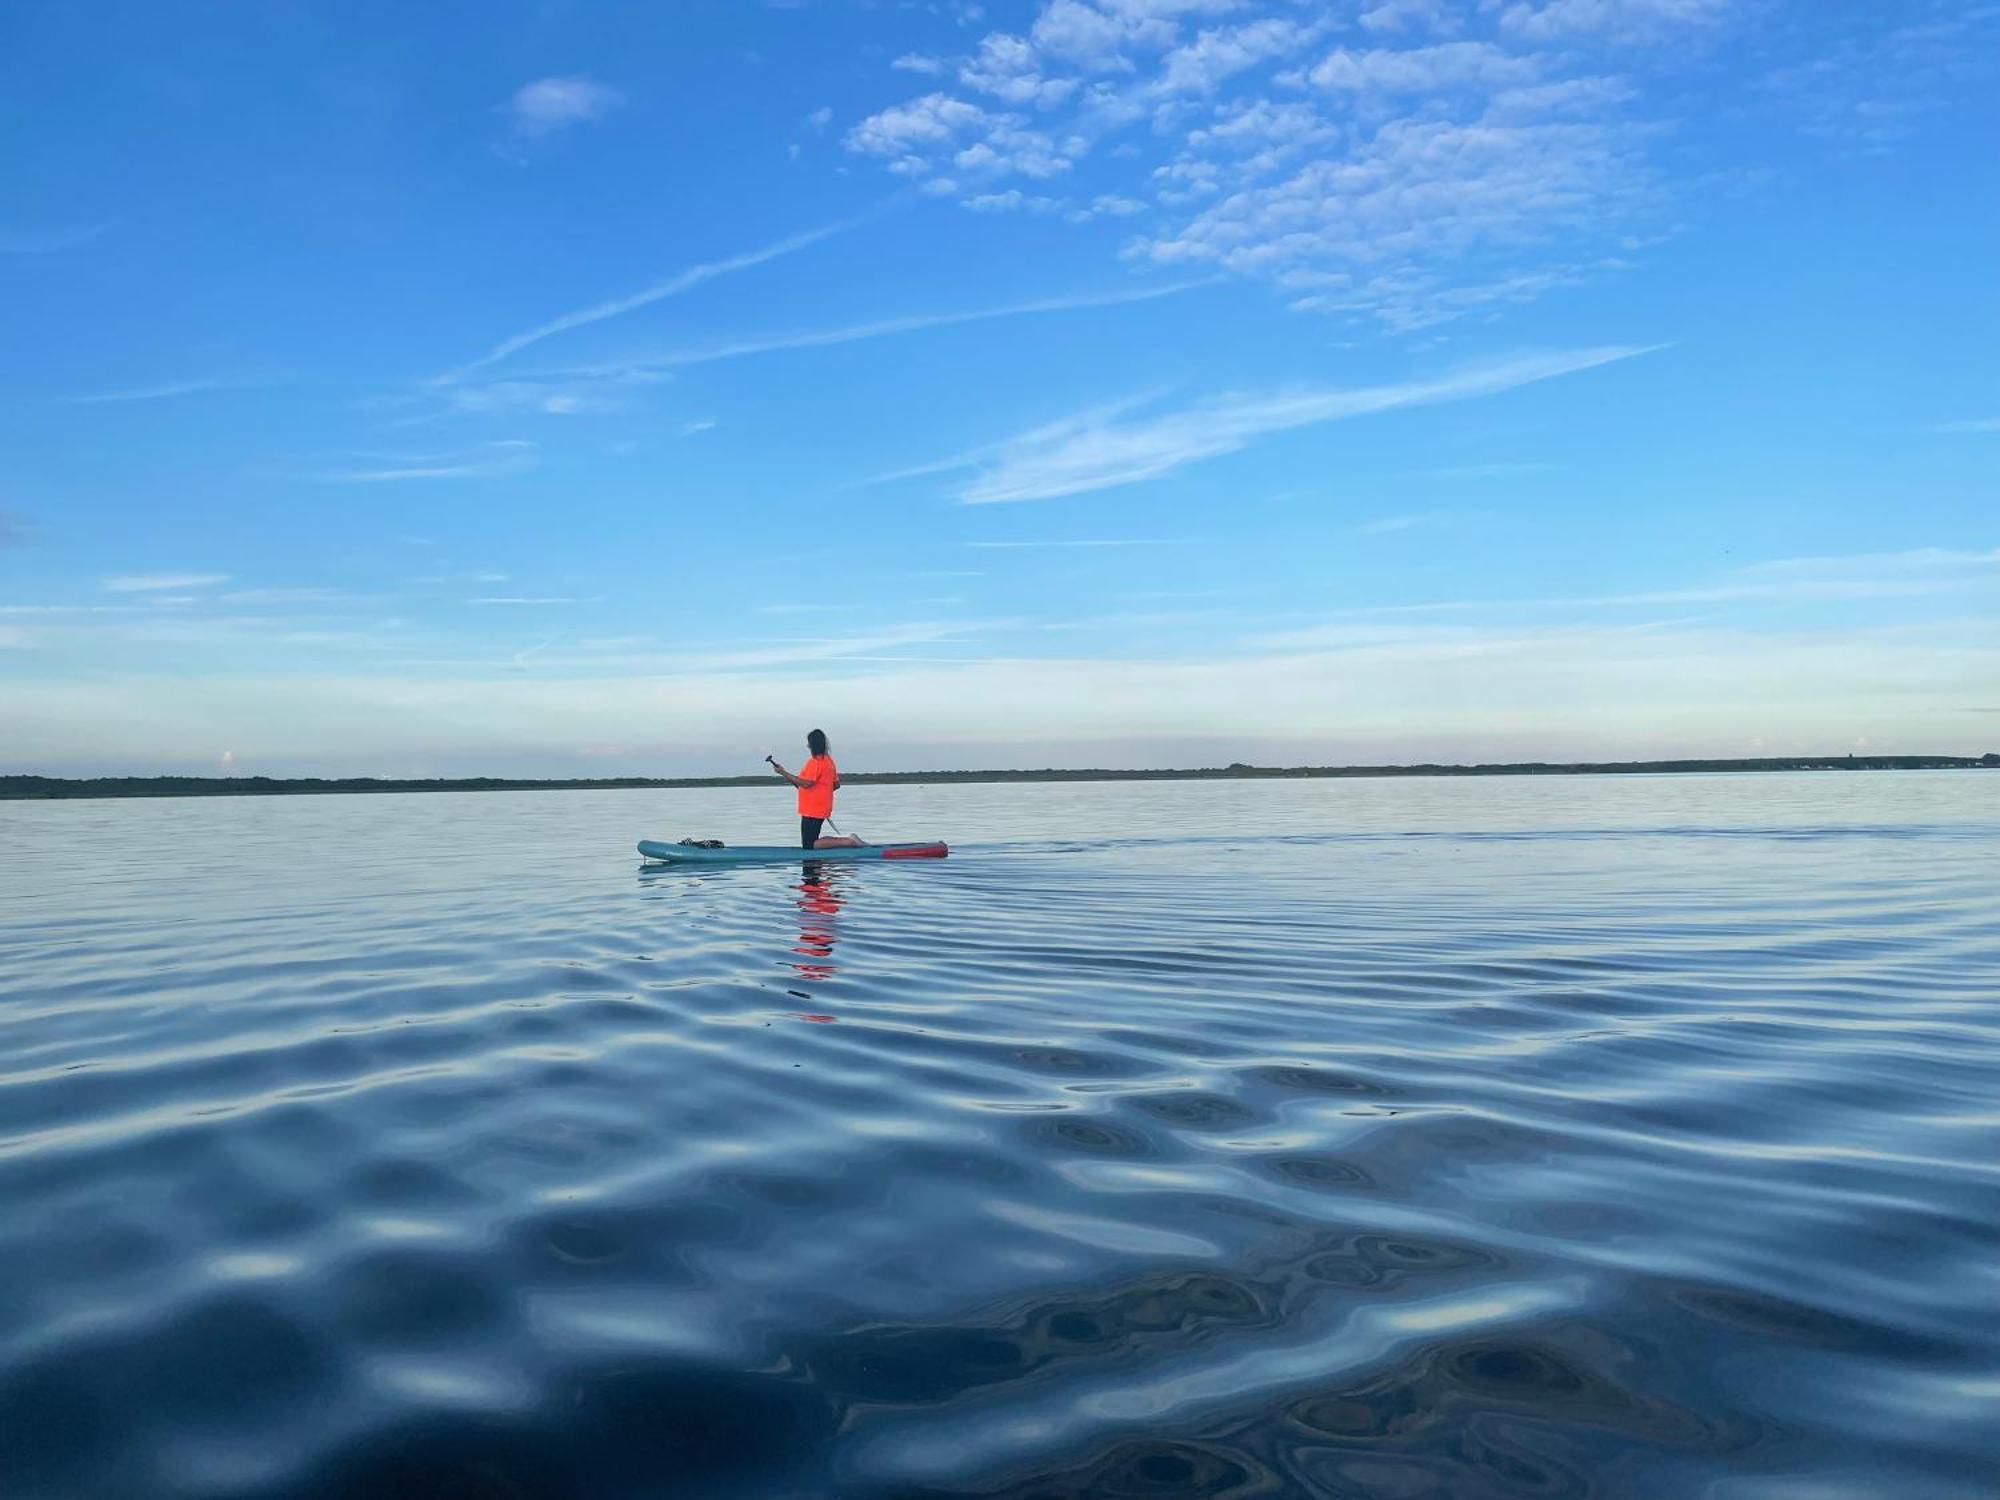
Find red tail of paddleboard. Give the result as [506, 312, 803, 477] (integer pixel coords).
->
[881, 842, 949, 859]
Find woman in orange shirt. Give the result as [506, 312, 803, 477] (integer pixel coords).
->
[768, 728, 844, 848]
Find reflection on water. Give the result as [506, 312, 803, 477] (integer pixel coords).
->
[1, 774, 1997, 1499]
[790, 864, 846, 991]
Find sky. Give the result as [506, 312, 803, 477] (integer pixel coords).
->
[2, 0, 1996, 777]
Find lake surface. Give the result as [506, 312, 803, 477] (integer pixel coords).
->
[2, 773, 1997, 1499]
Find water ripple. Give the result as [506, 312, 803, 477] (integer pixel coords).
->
[1, 774, 1996, 1498]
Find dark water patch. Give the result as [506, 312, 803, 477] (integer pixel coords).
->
[1265, 1154, 1376, 1190]
[1247, 1063, 1391, 1097]
[1027, 1116, 1159, 1158]
[796, 1264, 1281, 1411]
[862, 1319, 1742, 1499]
[1127, 1089, 1261, 1131]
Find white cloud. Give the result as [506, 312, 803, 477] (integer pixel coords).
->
[444, 219, 856, 378]
[1496, 0, 1732, 45]
[1032, 0, 1157, 68]
[964, 190, 1066, 213]
[1936, 418, 2000, 434]
[846, 92, 994, 156]
[319, 440, 539, 483]
[1264, 548, 2000, 627]
[1306, 41, 1540, 93]
[466, 596, 592, 606]
[1159, 17, 1317, 94]
[846, 0, 1742, 328]
[966, 538, 1194, 548]
[1738, 547, 2000, 581]
[893, 53, 946, 75]
[1356, 512, 1448, 534]
[1485, 75, 1638, 120]
[1138, 113, 1648, 330]
[1185, 98, 1334, 157]
[103, 573, 230, 593]
[218, 588, 357, 606]
[532, 279, 1206, 378]
[805, 105, 834, 130]
[962, 33, 1079, 107]
[953, 122, 1078, 178]
[426, 367, 674, 418]
[67, 377, 245, 405]
[928, 346, 1652, 502]
[1031, 0, 1241, 69]
[504, 75, 625, 138]
[849, 92, 1080, 185]
[1360, 0, 1462, 34]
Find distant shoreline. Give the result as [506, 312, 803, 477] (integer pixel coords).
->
[4, 756, 1994, 801]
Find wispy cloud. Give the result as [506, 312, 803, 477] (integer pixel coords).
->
[1, 224, 107, 254]
[1738, 546, 2000, 580]
[444, 219, 860, 379]
[1935, 417, 2000, 434]
[503, 76, 625, 139]
[1251, 546, 2000, 641]
[1356, 512, 1449, 534]
[534, 280, 1207, 380]
[654, 619, 995, 672]
[0, 509, 29, 547]
[509, 634, 562, 670]
[1762, 8, 2000, 154]
[425, 374, 662, 418]
[930, 346, 1653, 503]
[318, 440, 538, 483]
[0, 602, 182, 615]
[103, 572, 230, 593]
[967, 538, 1195, 549]
[66, 375, 277, 405]
[466, 596, 595, 606]
[1411, 461, 1555, 480]
[217, 588, 356, 606]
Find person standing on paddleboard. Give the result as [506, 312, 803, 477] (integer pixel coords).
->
[768, 729, 843, 848]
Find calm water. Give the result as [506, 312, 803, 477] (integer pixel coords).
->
[2, 774, 1997, 1499]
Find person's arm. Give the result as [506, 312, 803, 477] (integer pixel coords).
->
[767, 756, 811, 789]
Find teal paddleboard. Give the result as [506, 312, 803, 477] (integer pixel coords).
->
[638, 839, 948, 865]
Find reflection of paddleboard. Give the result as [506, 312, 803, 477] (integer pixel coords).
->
[637, 839, 948, 865]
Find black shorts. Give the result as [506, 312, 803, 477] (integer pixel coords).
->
[801, 816, 824, 849]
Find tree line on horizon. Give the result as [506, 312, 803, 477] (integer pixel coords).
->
[3, 755, 1995, 800]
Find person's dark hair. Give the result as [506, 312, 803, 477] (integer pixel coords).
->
[807, 728, 828, 757]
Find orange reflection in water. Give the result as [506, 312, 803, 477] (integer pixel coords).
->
[788, 863, 846, 991]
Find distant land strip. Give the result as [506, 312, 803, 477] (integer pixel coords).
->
[4, 756, 1995, 800]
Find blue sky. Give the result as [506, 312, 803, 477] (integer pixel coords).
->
[3, 0, 1995, 776]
